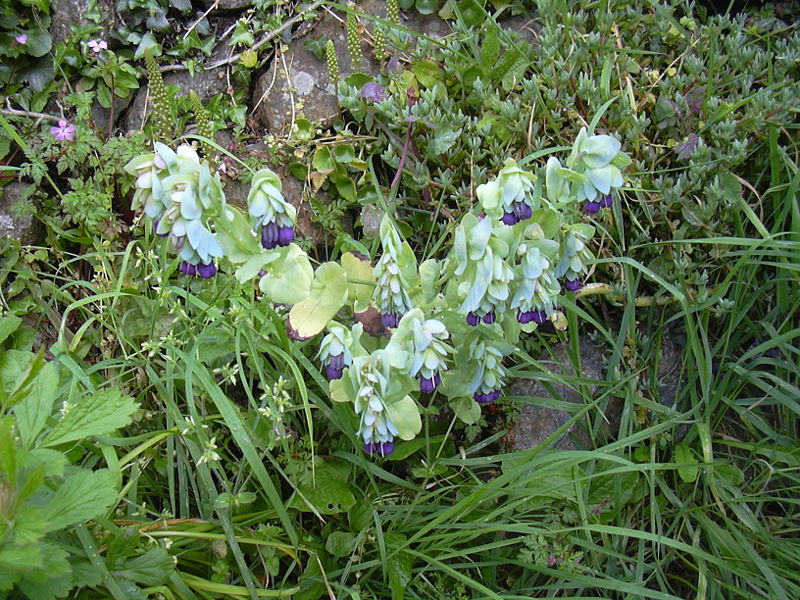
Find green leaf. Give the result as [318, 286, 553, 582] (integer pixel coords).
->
[451, 396, 480, 424]
[41, 389, 138, 447]
[259, 244, 314, 305]
[42, 469, 118, 531]
[341, 251, 375, 312]
[289, 458, 356, 514]
[481, 25, 500, 74]
[14, 361, 58, 448]
[385, 532, 412, 600]
[0, 349, 35, 402]
[23, 29, 52, 58]
[325, 531, 356, 557]
[112, 546, 175, 586]
[0, 315, 22, 345]
[312, 146, 335, 174]
[426, 128, 461, 157]
[385, 395, 421, 441]
[288, 261, 349, 339]
[674, 442, 699, 483]
[411, 59, 442, 88]
[216, 209, 262, 264]
[333, 144, 355, 164]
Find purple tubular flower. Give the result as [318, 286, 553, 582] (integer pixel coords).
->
[564, 279, 583, 292]
[325, 354, 345, 380]
[277, 225, 295, 246]
[482, 311, 496, 324]
[584, 200, 602, 215]
[326, 364, 344, 379]
[513, 201, 532, 221]
[501, 212, 518, 226]
[261, 222, 280, 249]
[419, 373, 441, 394]
[180, 261, 197, 276]
[601, 194, 613, 208]
[474, 390, 501, 404]
[381, 312, 400, 328]
[518, 309, 547, 324]
[197, 262, 217, 279]
[364, 441, 394, 456]
[466, 312, 480, 326]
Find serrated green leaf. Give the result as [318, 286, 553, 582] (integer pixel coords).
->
[41, 389, 138, 447]
[14, 360, 58, 448]
[0, 315, 22, 346]
[42, 469, 118, 531]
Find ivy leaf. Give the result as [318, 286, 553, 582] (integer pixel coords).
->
[288, 262, 349, 340]
[42, 469, 118, 531]
[41, 389, 138, 447]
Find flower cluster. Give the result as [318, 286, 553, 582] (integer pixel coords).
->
[510, 240, 560, 325]
[372, 216, 415, 328]
[125, 143, 225, 277]
[477, 159, 538, 226]
[452, 216, 514, 325]
[318, 323, 359, 380]
[390, 310, 452, 394]
[554, 225, 595, 292]
[351, 351, 398, 456]
[467, 336, 507, 404]
[247, 169, 296, 249]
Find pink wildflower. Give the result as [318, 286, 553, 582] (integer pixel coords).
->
[88, 39, 107, 53]
[51, 119, 75, 141]
[15, 34, 28, 44]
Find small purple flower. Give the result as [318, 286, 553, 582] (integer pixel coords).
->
[501, 212, 518, 226]
[474, 390, 501, 404]
[466, 312, 480, 326]
[364, 441, 394, 456]
[261, 222, 294, 250]
[584, 200, 601, 215]
[50, 119, 75, 141]
[513, 201, 532, 221]
[197, 262, 217, 279]
[419, 373, 442, 394]
[14, 34, 27, 45]
[482, 311, 496, 324]
[360, 82, 387, 103]
[180, 260, 197, 276]
[381, 312, 400, 328]
[88, 39, 107, 54]
[277, 225, 295, 245]
[600, 194, 613, 208]
[564, 279, 583, 292]
[518, 309, 547, 325]
[325, 353, 345, 380]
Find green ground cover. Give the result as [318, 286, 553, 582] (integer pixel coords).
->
[0, 0, 799, 598]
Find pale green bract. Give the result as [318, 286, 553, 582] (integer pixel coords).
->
[510, 240, 561, 316]
[565, 127, 627, 203]
[372, 215, 416, 327]
[554, 224, 596, 284]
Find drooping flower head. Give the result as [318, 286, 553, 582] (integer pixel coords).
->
[351, 350, 399, 455]
[510, 240, 561, 326]
[388, 309, 452, 394]
[247, 169, 296, 250]
[451, 215, 514, 325]
[554, 224, 595, 292]
[466, 335, 507, 404]
[126, 143, 226, 277]
[477, 159, 538, 226]
[318, 322, 361, 380]
[565, 127, 627, 205]
[372, 216, 416, 328]
[50, 119, 75, 141]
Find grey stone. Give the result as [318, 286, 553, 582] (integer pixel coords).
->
[121, 43, 234, 134]
[509, 337, 606, 451]
[250, 2, 450, 134]
[0, 182, 42, 245]
[49, 0, 113, 47]
[509, 331, 686, 450]
[196, 0, 252, 11]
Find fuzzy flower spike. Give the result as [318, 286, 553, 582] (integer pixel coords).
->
[247, 169, 296, 250]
